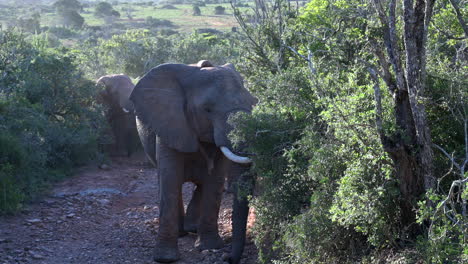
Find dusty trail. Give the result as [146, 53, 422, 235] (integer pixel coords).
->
[0, 154, 257, 264]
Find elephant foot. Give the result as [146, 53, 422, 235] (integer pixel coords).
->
[183, 221, 198, 233]
[178, 229, 188, 237]
[153, 243, 180, 263]
[195, 234, 224, 250]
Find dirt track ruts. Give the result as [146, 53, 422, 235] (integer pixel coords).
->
[0, 154, 257, 264]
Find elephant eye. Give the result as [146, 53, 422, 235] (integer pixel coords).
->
[204, 107, 212, 113]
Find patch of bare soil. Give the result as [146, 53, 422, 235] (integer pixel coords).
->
[0, 154, 257, 264]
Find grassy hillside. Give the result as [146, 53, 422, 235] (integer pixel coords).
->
[1, 2, 245, 34]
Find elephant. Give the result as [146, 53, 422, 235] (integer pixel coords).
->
[130, 60, 257, 263]
[96, 74, 140, 157]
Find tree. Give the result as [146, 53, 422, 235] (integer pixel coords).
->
[123, 6, 135, 20]
[193, 4, 201, 16]
[53, 0, 84, 28]
[214, 5, 225, 15]
[230, 0, 466, 262]
[16, 13, 41, 33]
[53, 0, 82, 14]
[94, 2, 121, 18]
[368, 0, 436, 232]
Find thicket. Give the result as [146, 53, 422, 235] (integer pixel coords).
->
[229, 0, 467, 263]
[0, 29, 104, 214]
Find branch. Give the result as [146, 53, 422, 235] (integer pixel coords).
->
[433, 143, 461, 171]
[449, 0, 468, 38]
[366, 63, 385, 138]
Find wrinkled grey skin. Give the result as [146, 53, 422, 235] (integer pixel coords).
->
[96, 74, 139, 157]
[130, 61, 257, 263]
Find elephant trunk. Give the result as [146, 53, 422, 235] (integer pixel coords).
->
[220, 147, 252, 164]
[229, 164, 253, 264]
[230, 187, 249, 264]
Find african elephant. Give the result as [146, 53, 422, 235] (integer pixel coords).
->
[96, 74, 140, 157]
[130, 60, 257, 263]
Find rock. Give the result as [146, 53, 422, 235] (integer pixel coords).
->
[30, 251, 44, 260]
[66, 213, 75, 218]
[99, 199, 111, 206]
[221, 253, 230, 261]
[26, 218, 42, 224]
[99, 164, 111, 170]
[0, 238, 12, 243]
[201, 249, 210, 255]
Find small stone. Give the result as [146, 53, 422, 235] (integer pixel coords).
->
[99, 199, 110, 206]
[221, 253, 230, 261]
[26, 218, 42, 224]
[201, 249, 210, 255]
[66, 213, 75, 218]
[31, 252, 44, 260]
[0, 238, 11, 243]
[99, 164, 111, 170]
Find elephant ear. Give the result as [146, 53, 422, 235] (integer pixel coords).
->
[130, 64, 198, 153]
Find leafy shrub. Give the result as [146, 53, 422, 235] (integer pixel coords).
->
[0, 28, 103, 214]
[96, 29, 173, 77]
[171, 32, 238, 65]
[46, 26, 78, 39]
[145, 17, 174, 27]
[160, 4, 177, 9]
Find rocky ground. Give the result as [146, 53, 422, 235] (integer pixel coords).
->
[0, 154, 257, 264]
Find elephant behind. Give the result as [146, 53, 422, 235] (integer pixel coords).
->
[96, 74, 140, 157]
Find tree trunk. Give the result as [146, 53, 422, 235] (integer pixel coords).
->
[372, 0, 436, 236]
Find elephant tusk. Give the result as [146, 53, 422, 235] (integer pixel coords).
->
[220, 146, 252, 164]
[122, 107, 130, 113]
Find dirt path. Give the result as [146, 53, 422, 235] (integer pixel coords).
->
[0, 155, 257, 264]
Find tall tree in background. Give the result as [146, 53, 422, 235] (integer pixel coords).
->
[94, 2, 121, 20]
[369, 0, 436, 233]
[53, 0, 84, 28]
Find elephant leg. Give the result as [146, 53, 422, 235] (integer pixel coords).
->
[125, 114, 139, 157]
[178, 191, 188, 237]
[113, 114, 127, 156]
[154, 142, 183, 263]
[195, 157, 227, 250]
[184, 184, 202, 233]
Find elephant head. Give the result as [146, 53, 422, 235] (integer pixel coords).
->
[96, 74, 135, 114]
[130, 61, 258, 160]
[96, 74, 139, 157]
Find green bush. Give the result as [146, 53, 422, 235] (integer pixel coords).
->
[0, 28, 103, 214]
[171, 32, 238, 65]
